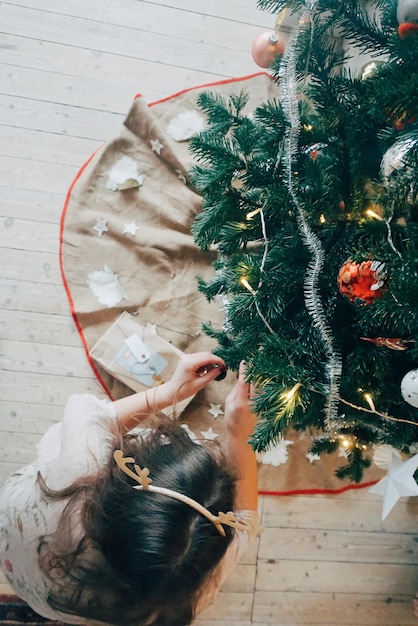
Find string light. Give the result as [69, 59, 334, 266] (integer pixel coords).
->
[240, 277, 256, 295]
[280, 382, 302, 403]
[365, 208, 384, 221]
[319, 214, 326, 224]
[246, 208, 262, 220]
[364, 393, 375, 412]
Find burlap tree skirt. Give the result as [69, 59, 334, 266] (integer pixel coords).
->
[60, 72, 383, 494]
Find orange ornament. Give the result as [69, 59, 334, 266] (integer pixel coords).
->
[251, 31, 285, 68]
[337, 260, 387, 305]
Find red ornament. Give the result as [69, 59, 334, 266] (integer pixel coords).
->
[251, 31, 285, 68]
[360, 337, 415, 350]
[337, 260, 387, 305]
[397, 0, 418, 37]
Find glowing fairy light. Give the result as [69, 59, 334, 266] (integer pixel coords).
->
[240, 277, 256, 295]
[281, 382, 302, 403]
[365, 208, 384, 221]
[364, 393, 376, 412]
[319, 214, 326, 224]
[246, 207, 262, 220]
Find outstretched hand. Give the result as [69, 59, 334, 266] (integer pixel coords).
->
[168, 352, 227, 402]
[224, 361, 258, 441]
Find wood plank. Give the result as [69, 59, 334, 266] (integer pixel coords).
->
[2, 0, 275, 45]
[0, 154, 80, 194]
[0, 339, 94, 378]
[0, 217, 60, 253]
[0, 123, 100, 166]
[253, 591, 417, 624]
[1, 278, 74, 314]
[0, 249, 61, 282]
[196, 592, 254, 622]
[1, 401, 64, 435]
[0, 4, 260, 78]
[0, 186, 65, 223]
[0, 94, 124, 140]
[0, 309, 82, 346]
[259, 526, 418, 564]
[256, 560, 418, 594]
[0, 63, 138, 114]
[0, 33, 225, 92]
[262, 494, 418, 534]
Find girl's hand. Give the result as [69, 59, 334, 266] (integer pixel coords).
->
[114, 352, 226, 431]
[224, 361, 257, 441]
[167, 352, 227, 403]
[224, 360, 259, 511]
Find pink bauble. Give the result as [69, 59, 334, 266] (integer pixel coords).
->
[251, 31, 285, 68]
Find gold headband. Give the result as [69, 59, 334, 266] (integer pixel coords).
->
[114, 450, 263, 537]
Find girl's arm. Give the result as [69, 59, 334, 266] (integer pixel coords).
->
[113, 351, 226, 432]
[223, 361, 258, 511]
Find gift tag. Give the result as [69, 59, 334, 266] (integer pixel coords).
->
[125, 334, 151, 363]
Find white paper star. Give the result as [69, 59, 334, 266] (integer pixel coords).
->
[151, 138, 164, 155]
[338, 447, 348, 458]
[180, 423, 200, 443]
[201, 427, 219, 441]
[208, 403, 224, 419]
[123, 221, 139, 236]
[306, 451, 321, 463]
[256, 439, 294, 467]
[369, 452, 418, 520]
[105, 156, 145, 191]
[86, 264, 127, 308]
[92, 218, 108, 237]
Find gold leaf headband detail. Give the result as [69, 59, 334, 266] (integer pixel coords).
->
[114, 450, 263, 537]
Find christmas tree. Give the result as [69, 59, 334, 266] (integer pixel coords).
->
[189, 0, 418, 482]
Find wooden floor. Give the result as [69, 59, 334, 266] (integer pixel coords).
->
[1, 1, 418, 624]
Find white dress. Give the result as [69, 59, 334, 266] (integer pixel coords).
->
[0, 394, 258, 623]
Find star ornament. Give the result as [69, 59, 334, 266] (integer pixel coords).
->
[92, 218, 108, 237]
[208, 403, 224, 419]
[150, 138, 164, 155]
[369, 452, 418, 520]
[123, 221, 139, 236]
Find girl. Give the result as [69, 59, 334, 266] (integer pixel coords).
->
[0, 352, 261, 626]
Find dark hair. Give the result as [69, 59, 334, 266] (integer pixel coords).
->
[37, 419, 236, 626]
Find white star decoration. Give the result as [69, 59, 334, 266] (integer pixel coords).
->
[369, 452, 418, 520]
[151, 139, 164, 155]
[201, 427, 219, 441]
[257, 439, 294, 467]
[123, 221, 139, 236]
[208, 403, 224, 419]
[306, 451, 321, 463]
[92, 218, 108, 237]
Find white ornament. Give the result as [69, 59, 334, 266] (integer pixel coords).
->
[369, 453, 418, 520]
[397, 0, 418, 24]
[166, 110, 205, 141]
[86, 264, 127, 308]
[123, 221, 139, 237]
[150, 139, 164, 155]
[373, 444, 402, 470]
[208, 403, 224, 419]
[401, 369, 418, 407]
[92, 218, 108, 237]
[381, 137, 417, 178]
[256, 439, 294, 467]
[105, 156, 145, 191]
[180, 423, 201, 444]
